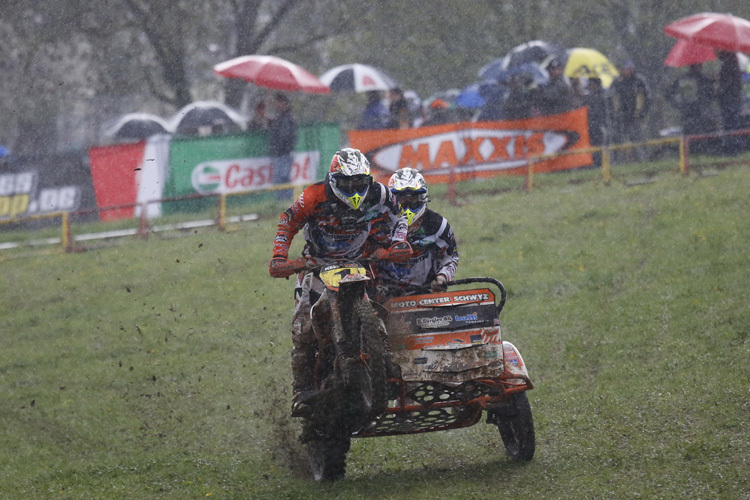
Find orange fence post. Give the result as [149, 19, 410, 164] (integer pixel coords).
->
[138, 203, 150, 238]
[681, 136, 690, 176]
[448, 162, 457, 205]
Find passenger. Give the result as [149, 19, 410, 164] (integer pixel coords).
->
[377, 168, 459, 297]
[268, 148, 411, 415]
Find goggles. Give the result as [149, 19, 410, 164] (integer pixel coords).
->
[335, 174, 371, 194]
[395, 191, 426, 209]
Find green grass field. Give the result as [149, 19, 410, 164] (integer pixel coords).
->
[2, 163, 749, 499]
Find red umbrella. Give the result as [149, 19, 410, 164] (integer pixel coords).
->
[665, 12, 750, 53]
[213, 55, 330, 94]
[664, 39, 717, 67]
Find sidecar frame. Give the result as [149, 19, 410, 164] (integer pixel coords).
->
[355, 277, 533, 438]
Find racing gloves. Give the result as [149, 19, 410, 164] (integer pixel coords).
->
[269, 256, 308, 278]
[430, 274, 448, 291]
[372, 241, 413, 263]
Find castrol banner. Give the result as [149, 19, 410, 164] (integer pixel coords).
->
[349, 107, 592, 183]
[87, 123, 340, 220]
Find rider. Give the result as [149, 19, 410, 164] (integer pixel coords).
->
[377, 168, 459, 296]
[268, 148, 411, 415]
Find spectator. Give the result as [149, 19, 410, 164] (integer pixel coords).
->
[612, 60, 651, 161]
[248, 101, 268, 130]
[387, 87, 411, 129]
[357, 90, 390, 130]
[502, 74, 537, 120]
[583, 77, 613, 166]
[476, 83, 507, 122]
[666, 64, 714, 136]
[269, 93, 298, 200]
[537, 57, 577, 116]
[715, 50, 743, 155]
[421, 99, 452, 126]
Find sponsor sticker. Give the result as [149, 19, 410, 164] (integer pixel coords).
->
[416, 315, 453, 329]
[414, 357, 427, 365]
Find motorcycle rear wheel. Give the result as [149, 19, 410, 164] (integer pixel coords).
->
[491, 391, 535, 461]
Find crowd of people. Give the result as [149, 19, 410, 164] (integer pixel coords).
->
[345, 51, 746, 158]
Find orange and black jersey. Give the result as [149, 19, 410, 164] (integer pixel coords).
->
[272, 181, 408, 260]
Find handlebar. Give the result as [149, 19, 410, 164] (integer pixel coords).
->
[446, 277, 507, 315]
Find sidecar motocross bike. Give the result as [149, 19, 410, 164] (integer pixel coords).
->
[299, 260, 534, 481]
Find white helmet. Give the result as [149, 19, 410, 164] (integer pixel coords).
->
[388, 168, 428, 225]
[328, 148, 372, 210]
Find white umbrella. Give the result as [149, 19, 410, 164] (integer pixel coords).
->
[319, 63, 398, 92]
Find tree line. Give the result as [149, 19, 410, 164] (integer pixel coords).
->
[1, 0, 747, 154]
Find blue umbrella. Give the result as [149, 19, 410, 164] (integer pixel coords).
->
[478, 62, 549, 86]
[456, 81, 507, 109]
[456, 83, 486, 108]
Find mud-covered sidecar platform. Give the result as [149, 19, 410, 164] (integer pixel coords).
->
[355, 278, 534, 438]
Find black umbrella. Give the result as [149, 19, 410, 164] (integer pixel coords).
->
[172, 101, 246, 136]
[503, 40, 567, 70]
[105, 113, 171, 141]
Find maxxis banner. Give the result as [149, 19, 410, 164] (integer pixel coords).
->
[348, 107, 593, 184]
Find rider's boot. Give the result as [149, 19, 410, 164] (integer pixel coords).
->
[291, 317, 318, 418]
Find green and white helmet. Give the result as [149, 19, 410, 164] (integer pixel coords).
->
[388, 168, 428, 226]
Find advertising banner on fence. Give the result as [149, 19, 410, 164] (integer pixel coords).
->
[0, 152, 97, 225]
[163, 123, 340, 214]
[88, 123, 340, 220]
[348, 107, 592, 183]
[88, 135, 171, 221]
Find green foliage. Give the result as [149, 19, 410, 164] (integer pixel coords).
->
[1, 165, 749, 498]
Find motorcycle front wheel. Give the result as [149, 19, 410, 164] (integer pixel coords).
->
[307, 437, 351, 481]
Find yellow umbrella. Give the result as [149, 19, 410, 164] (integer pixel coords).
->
[564, 48, 619, 88]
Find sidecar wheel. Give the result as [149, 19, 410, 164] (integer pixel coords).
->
[307, 437, 350, 481]
[491, 392, 535, 461]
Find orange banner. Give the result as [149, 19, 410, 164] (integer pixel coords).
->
[348, 107, 592, 183]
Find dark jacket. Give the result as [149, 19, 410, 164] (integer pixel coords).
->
[269, 110, 297, 157]
[612, 74, 651, 122]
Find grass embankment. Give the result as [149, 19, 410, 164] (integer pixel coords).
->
[1, 165, 748, 499]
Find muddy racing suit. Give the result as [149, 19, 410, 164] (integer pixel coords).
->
[271, 181, 408, 396]
[377, 208, 459, 296]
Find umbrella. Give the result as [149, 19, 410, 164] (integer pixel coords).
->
[456, 81, 505, 109]
[171, 101, 246, 136]
[104, 113, 171, 141]
[502, 40, 567, 70]
[564, 48, 619, 88]
[213, 55, 329, 94]
[456, 82, 487, 109]
[665, 12, 750, 53]
[479, 62, 549, 86]
[319, 64, 398, 92]
[664, 39, 717, 67]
